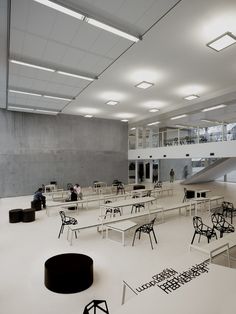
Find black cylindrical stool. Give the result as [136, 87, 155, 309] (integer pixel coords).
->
[44, 253, 93, 294]
[133, 185, 145, 190]
[9, 208, 23, 223]
[31, 200, 42, 211]
[22, 208, 35, 222]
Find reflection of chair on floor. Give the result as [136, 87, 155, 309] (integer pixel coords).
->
[83, 300, 109, 314]
[211, 213, 235, 238]
[191, 216, 217, 244]
[58, 211, 78, 239]
[132, 218, 157, 249]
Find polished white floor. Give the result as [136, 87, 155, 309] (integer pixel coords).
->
[1, 181, 236, 314]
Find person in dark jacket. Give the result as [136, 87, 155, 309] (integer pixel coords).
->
[33, 188, 46, 208]
[66, 187, 78, 210]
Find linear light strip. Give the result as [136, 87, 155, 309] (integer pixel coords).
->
[201, 104, 226, 112]
[56, 71, 94, 81]
[8, 106, 59, 115]
[10, 59, 55, 72]
[86, 18, 139, 42]
[33, 0, 84, 20]
[33, 0, 140, 42]
[170, 114, 187, 120]
[10, 59, 95, 81]
[9, 89, 73, 101]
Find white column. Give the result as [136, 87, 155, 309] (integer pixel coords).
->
[135, 161, 138, 184]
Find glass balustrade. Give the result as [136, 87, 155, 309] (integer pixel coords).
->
[128, 123, 236, 150]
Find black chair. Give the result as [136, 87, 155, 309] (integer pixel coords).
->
[58, 211, 78, 239]
[211, 213, 235, 238]
[191, 216, 217, 244]
[67, 183, 73, 190]
[154, 181, 162, 189]
[222, 201, 236, 224]
[132, 218, 157, 249]
[83, 300, 109, 314]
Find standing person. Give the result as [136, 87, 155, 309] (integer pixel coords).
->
[153, 167, 158, 183]
[169, 168, 175, 183]
[33, 188, 46, 209]
[73, 184, 83, 200]
[183, 165, 188, 179]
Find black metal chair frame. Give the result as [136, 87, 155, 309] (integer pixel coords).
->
[191, 216, 217, 244]
[58, 211, 78, 239]
[222, 201, 236, 224]
[211, 213, 235, 238]
[83, 300, 109, 314]
[132, 218, 157, 249]
[104, 206, 121, 219]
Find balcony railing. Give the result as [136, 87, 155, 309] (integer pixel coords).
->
[129, 124, 236, 150]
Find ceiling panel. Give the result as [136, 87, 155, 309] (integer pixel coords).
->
[8, 0, 236, 126]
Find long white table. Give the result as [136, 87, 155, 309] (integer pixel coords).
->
[116, 253, 236, 314]
[67, 208, 162, 245]
[100, 197, 156, 216]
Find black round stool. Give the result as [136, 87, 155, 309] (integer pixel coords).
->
[44, 253, 93, 293]
[22, 208, 35, 222]
[31, 200, 42, 211]
[9, 209, 23, 223]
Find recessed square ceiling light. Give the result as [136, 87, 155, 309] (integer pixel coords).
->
[149, 108, 159, 113]
[171, 114, 187, 120]
[184, 95, 199, 101]
[106, 100, 119, 106]
[84, 115, 93, 118]
[121, 119, 128, 122]
[201, 104, 226, 112]
[147, 121, 160, 126]
[135, 81, 154, 89]
[207, 32, 236, 52]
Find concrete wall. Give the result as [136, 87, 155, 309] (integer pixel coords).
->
[159, 159, 192, 182]
[0, 109, 128, 197]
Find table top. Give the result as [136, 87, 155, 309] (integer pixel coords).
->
[100, 197, 155, 208]
[115, 253, 236, 314]
[106, 220, 137, 231]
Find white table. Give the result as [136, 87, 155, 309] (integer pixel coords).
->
[193, 189, 210, 198]
[106, 220, 137, 246]
[100, 197, 156, 216]
[190, 233, 236, 267]
[130, 189, 152, 198]
[189, 197, 211, 216]
[116, 253, 236, 314]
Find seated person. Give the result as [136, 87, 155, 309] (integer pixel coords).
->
[33, 188, 46, 209]
[66, 187, 77, 210]
[116, 181, 125, 194]
[73, 184, 83, 200]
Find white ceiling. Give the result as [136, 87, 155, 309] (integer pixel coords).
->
[8, 0, 236, 127]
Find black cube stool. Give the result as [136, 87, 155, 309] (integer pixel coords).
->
[31, 200, 42, 211]
[22, 208, 35, 222]
[44, 253, 93, 294]
[9, 208, 23, 223]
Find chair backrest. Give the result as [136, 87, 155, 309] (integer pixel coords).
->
[83, 300, 109, 314]
[211, 213, 225, 228]
[59, 211, 66, 222]
[193, 216, 203, 232]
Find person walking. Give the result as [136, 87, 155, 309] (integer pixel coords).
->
[169, 168, 175, 183]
